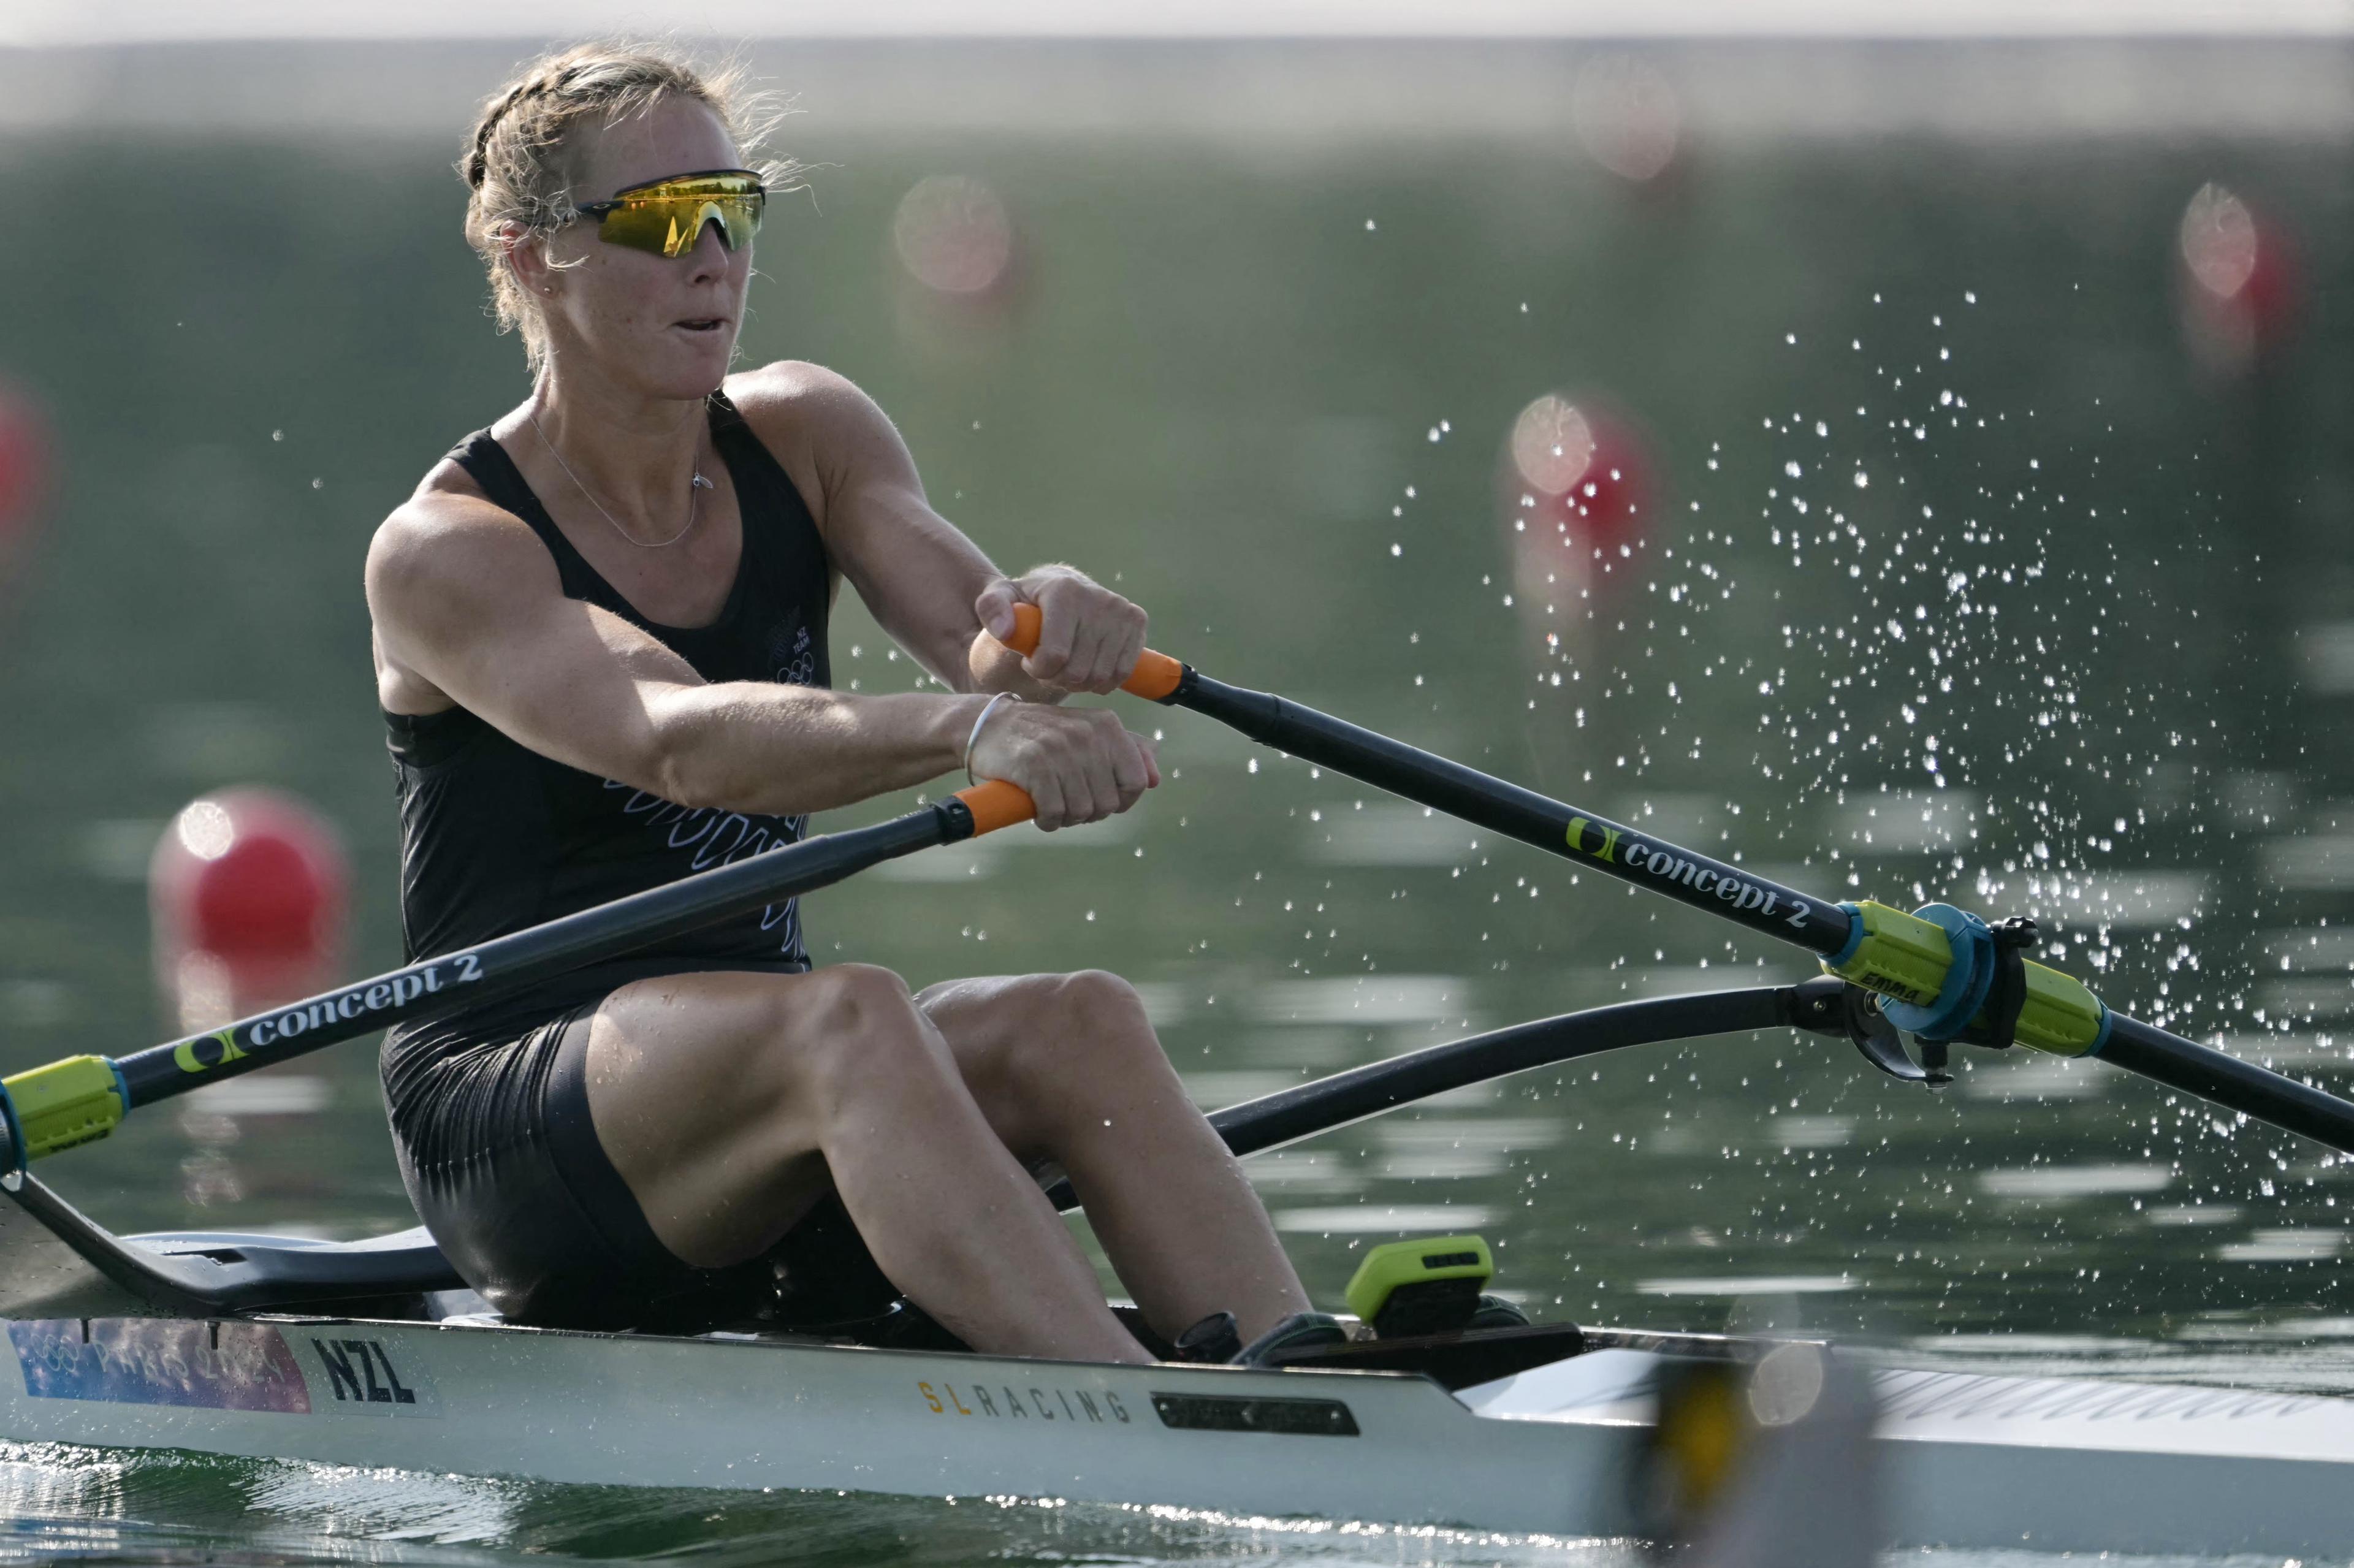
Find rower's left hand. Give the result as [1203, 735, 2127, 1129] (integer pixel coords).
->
[975, 567, 1148, 695]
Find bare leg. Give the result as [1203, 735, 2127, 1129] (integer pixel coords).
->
[577, 965, 1148, 1364]
[920, 971, 1313, 1343]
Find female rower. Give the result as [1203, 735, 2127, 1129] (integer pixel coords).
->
[364, 43, 1332, 1365]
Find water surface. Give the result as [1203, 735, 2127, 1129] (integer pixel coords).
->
[1, 72, 2350, 1567]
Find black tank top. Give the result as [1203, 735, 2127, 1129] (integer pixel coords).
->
[380, 394, 831, 1090]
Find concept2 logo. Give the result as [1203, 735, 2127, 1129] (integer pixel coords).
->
[1563, 816, 1816, 931]
[170, 954, 486, 1077]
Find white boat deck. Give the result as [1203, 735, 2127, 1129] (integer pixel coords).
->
[1470, 1344, 2354, 1463]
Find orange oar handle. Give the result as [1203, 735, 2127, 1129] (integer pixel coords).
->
[952, 780, 1036, 837]
[1000, 603, 1186, 702]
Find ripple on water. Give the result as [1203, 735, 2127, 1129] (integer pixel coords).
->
[1960, 1053, 2103, 1102]
[2214, 1228, 2345, 1263]
[1635, 1274, 1858, 1296]
[0, 1445, 1659, 1568]
[1976, 1163, 2172, 1199]
[1246, 975, 1474, 1027]
[1272, 1203, 1498, 1233]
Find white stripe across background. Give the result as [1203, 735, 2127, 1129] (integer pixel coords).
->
[9, 1, 2350, 44]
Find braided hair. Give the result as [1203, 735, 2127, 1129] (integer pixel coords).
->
[458, 42, 798, 371]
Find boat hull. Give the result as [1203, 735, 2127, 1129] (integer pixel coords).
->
[0, 1312, 1641, 1536]
[8, 1314, 2354, 1555]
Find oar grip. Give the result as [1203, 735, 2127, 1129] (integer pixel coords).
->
[1000, 603, 1185, 702]
[953, 780, 1036, 837]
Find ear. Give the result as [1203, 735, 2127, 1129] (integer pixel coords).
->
[499, 221, 554, 297]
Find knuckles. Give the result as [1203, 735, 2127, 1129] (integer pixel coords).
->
[988, 702, 1148, 826]
[1020, 580, 1148, 684]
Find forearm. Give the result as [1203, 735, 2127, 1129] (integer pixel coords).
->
[967, 633, 1072, 705]
[651, 682, 988, 817]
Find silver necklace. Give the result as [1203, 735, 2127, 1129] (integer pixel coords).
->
[528, 409, 714, 550]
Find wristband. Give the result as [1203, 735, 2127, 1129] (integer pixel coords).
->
[964, 692, 1024, 786]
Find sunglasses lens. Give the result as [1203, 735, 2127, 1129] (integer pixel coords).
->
[596, 178, 764, 258]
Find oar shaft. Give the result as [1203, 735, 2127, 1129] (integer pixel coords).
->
[122, 809, 945, 1105]
[992, 603, 1846, 955]
[1165, 671, 2100, 1056]
[1172, 669, 1854, 954]
[2, 782, 1036, 1166]
[2097, 1015, 2354, 1152]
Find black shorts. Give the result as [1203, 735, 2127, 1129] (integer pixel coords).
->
[389, 997, 896, 1333]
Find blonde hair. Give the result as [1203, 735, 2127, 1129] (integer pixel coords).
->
[459, 41, 798, 370]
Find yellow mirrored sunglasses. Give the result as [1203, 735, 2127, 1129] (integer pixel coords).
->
[573, 169, 766, 259]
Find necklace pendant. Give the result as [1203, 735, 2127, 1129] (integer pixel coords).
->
[528, 408, 705, 548]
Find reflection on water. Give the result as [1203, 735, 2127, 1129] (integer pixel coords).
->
[0, 1444, 1662, 1568]
[1, 54, 2352, 1568]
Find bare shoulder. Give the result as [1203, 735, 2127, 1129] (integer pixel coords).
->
[726, 358, 880, 422]
[365, 459, 561, 635]
[725, 360, 905, 465]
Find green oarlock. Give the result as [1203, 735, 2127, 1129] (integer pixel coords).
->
[3, 1054, 125, 1161]
[2012, 959, 2105, 1058]
[1823, 901, 1954, 1010]
[1822, 900, 2105, 1058]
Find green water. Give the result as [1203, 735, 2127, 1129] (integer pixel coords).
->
[2, 100, 2353, 1564]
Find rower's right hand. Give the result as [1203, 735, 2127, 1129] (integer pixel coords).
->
[966, 701, 1158, 831]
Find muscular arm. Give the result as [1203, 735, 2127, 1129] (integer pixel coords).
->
[733, 364, 1147, 698]
[368, 483, 1152, 828]
[366, 497, 984, 819]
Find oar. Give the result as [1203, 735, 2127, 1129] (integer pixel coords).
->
[0, 782, 1037, 1171]
[1001, 604, 2354, 1154]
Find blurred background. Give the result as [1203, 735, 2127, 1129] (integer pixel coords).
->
[2, 0, 2352, 1477]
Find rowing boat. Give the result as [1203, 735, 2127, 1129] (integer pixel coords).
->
[8, 612, 2354, 1556]
[7, 1001, 2354, 1558]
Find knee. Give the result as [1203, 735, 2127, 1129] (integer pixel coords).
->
[765, 965, 939, 1105]
[802, 963, 919, 1039]
[1004, 970, 1164, 1092]
[1054, 970, 1155, 1041]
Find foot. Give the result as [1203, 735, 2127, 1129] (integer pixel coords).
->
[1467, 1293, 1531, 1331]
[1232, 1311, 1350, 1366]
[1171, 1311, 1242, 1363]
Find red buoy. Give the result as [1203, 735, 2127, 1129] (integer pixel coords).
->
[1572, 53, 1684, 186]
[1500, 392, 1658, 632]
[150, 788, 351, 1032]
[2178, 183, 2301, 376]
[0, 376, 54, 598]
